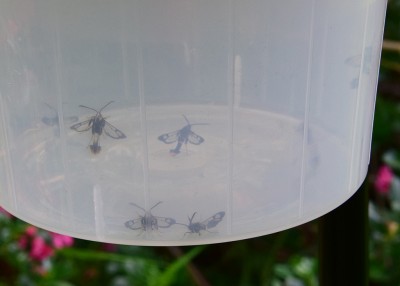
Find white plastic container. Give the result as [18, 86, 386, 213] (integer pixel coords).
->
[0, 0, 387, 245]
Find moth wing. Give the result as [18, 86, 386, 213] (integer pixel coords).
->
[125, 218, 144, 230]
[205, 211, 225, 229]
[158, 131, 179, 144]
[70, 119, 93, 132]
[155, 216, 176, 228]
[104, 121, 126, 139]
[188, 131, 204, 145]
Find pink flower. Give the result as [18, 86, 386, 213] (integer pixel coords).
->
[50, 232, 74, 249]
[374, 165, 394, 195]
[18, 226, 38, 250]
[26, 226, 38, 236]
[29, 236, 54, 261]
[18, 226, 54, 262]
[18, 226, 73, 263]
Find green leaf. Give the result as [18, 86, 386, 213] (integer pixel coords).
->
[149, 246, 205, 286]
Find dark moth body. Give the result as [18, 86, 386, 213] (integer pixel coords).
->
[180, 211, 225, 236]
[125, 201, 176, 232]
[158, 115, 207, 155]
[70, 101, 126, 154]
[88, 115, 106, 153]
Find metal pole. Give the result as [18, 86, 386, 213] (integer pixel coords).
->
[318, 184, 368, 286]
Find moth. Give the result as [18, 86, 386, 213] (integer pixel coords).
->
[178, 211, 225, 236]
[70, 101, 126, 154]
[158, 115, 207, 155]
[125, 201, 176, 231]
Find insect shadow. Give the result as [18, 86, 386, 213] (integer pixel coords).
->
[158, 115, 208, 155]
[42, 103, 79, 134]
[70, 101, 126, 154]
[177, 211, 225, 236]
[345, 46, 373, 89]
[125, 201, 176, 232]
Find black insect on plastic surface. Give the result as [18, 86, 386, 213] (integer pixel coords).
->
[70, 101, 126, 154]
[125, 201, 176, 232]
[158, 115, 207, 155]
[178, 211, 225, 236]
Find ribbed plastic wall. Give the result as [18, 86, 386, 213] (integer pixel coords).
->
[0, 0, 387, 245]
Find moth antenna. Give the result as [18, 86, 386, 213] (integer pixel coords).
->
[182, 114, 190, 125]
[150, 201, 162, 210]
[79, 105, 99, 113]
[79, 101, 114, 114]
[130, 202, 145, 212]
[44, 102, 56, 111]
[189, 212, 197, 223]
[99, 101, 114, 113]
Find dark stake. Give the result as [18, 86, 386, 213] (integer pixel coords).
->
[158, 115, 207, 155]
[178, 211, 225, 236]
[125, 201, 176, 231]
[70, 101, 126, 154]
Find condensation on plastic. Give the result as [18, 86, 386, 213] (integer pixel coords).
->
[0, 0, 388, 246]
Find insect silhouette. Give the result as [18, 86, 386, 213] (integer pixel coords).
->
[158, 115, 207, 155]
[178, 211, 225, 236]
[70, 101, 126, 154]
[125, 201, 176, 232]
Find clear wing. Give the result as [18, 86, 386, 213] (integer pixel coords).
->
[70, 119, 93, 132]
[155, 216, 176, 228]
[125, 218, 144, 230]
[188, 131, 204, 145]
[158, 131, 179, 144]
[205, 211, 225, 229]
[104, 121, 126, 139]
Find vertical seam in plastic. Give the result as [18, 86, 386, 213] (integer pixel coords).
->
[299, 0, 316, 219]
[226, 0, 236, 235]
[0, 15, 18, 212]
[120, 1, 130, 102]
[0, 95, 17, 211]
[135, 1, 150, 215]
[348, 3, 370, 194]
[53, 12, 73, 230]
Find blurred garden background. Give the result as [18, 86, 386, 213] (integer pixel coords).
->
[3, 1, 400, 285]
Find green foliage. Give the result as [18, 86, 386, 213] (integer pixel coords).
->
[272, 256, 317, 286]
[368, 0, 400, 281]
[149, 246, 205, 286]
